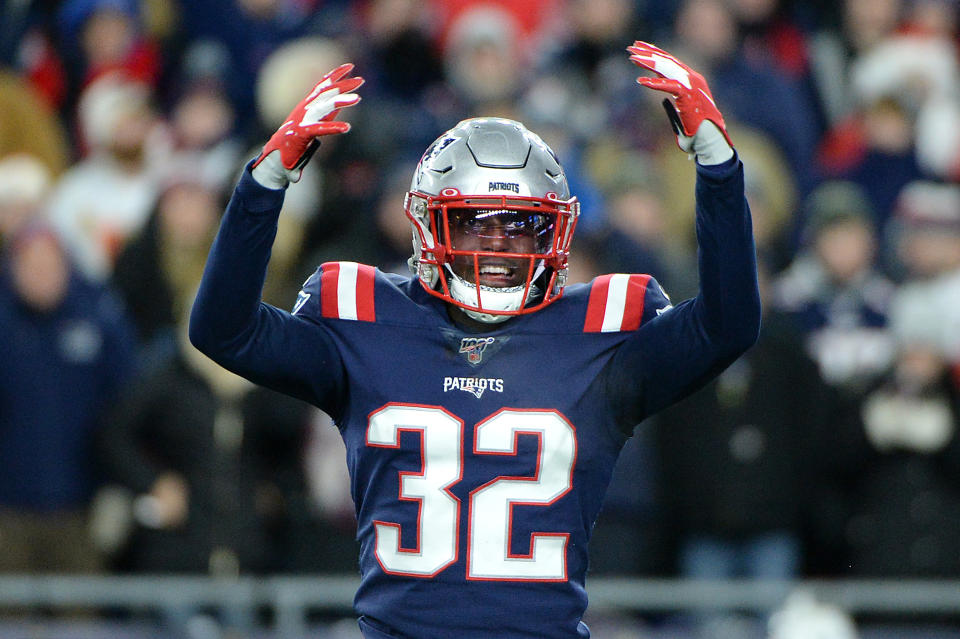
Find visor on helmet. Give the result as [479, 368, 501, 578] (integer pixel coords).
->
[447, 207, 554, 252]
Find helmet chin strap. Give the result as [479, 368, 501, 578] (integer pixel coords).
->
[445, 264, 545, 324]
[464, 307, 514, 324]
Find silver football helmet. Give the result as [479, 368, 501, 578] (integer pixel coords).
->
[404, 117, 579, 322]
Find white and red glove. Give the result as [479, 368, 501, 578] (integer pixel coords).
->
[627, 41, 734, 165]
[251, 63, 364, 189]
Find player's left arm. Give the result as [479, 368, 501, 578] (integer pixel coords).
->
[608, 42, 761, 427]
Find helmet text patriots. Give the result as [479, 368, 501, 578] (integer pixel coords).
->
[488, 181, 520, 193]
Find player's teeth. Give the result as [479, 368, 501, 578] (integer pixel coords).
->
[481, 266, 510, 275]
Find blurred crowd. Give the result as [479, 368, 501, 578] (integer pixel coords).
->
[1, 0, 960, 625]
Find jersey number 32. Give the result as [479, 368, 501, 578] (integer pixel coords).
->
[367, 404, 577, 582]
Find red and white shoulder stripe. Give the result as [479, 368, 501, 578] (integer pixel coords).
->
[583, 274, 651, 333]
[319, 261, 376, 322]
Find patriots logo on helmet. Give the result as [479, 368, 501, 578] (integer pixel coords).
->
[488, 181, 520, 193]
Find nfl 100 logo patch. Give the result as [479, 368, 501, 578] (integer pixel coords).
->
[440, 329, 510, 367]
[459, 337, 496, 364]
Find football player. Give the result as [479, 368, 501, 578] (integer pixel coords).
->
[190, 42, 761, 639]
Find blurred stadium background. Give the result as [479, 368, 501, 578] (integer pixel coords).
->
[1, 0, 960, 637]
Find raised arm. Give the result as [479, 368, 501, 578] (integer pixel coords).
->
[189, 64, 363, 410]
[609, 42, 761, 426]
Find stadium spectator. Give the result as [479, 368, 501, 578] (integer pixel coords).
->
[817, 92, 926, 235]
[429, 0, 563, 58]
[0, 223, 136, 575]
[359, 0, 444, 103]
[654, 258, 833, 584]
[825, 296, 960, 578]
[807, 0, 904, 128]
[727, 0, 827, 158]
[52, 0, 162, 131]
[351, 0, 448, 174]
[2, 12, 68, 111]
[111, 167, 223, 369]
[0, 70, 70, 175]
[95, 310, 315, 577]
[548, 0, 645, 88]
[871, 2, 960, 182]
[774, 181, 896, 396]
[441, 5, 528, 119]
[58, 0, 159, 85]
[672, 0, 821, 194]
[173, 0, 317, 136]
[0, 153, 52, 242]
[587, 151, 674, 284]
[729, 0, 811, 80]
[818, 25, 959, 224]
[887, 182, 960, 367]
[0, 0, 49, 67]
[164, 79, 245, 195]
[47, 73, 167, 282]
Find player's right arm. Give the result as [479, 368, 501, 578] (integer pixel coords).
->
[189, 64, 363, 410]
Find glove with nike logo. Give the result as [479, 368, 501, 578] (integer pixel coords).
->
[628, 41, 734, 165]
[251, 63, 364, 189]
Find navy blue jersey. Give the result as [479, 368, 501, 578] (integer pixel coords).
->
[190, 156, 760, 639]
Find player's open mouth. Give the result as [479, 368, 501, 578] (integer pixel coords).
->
[477, 263, 521, 287]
